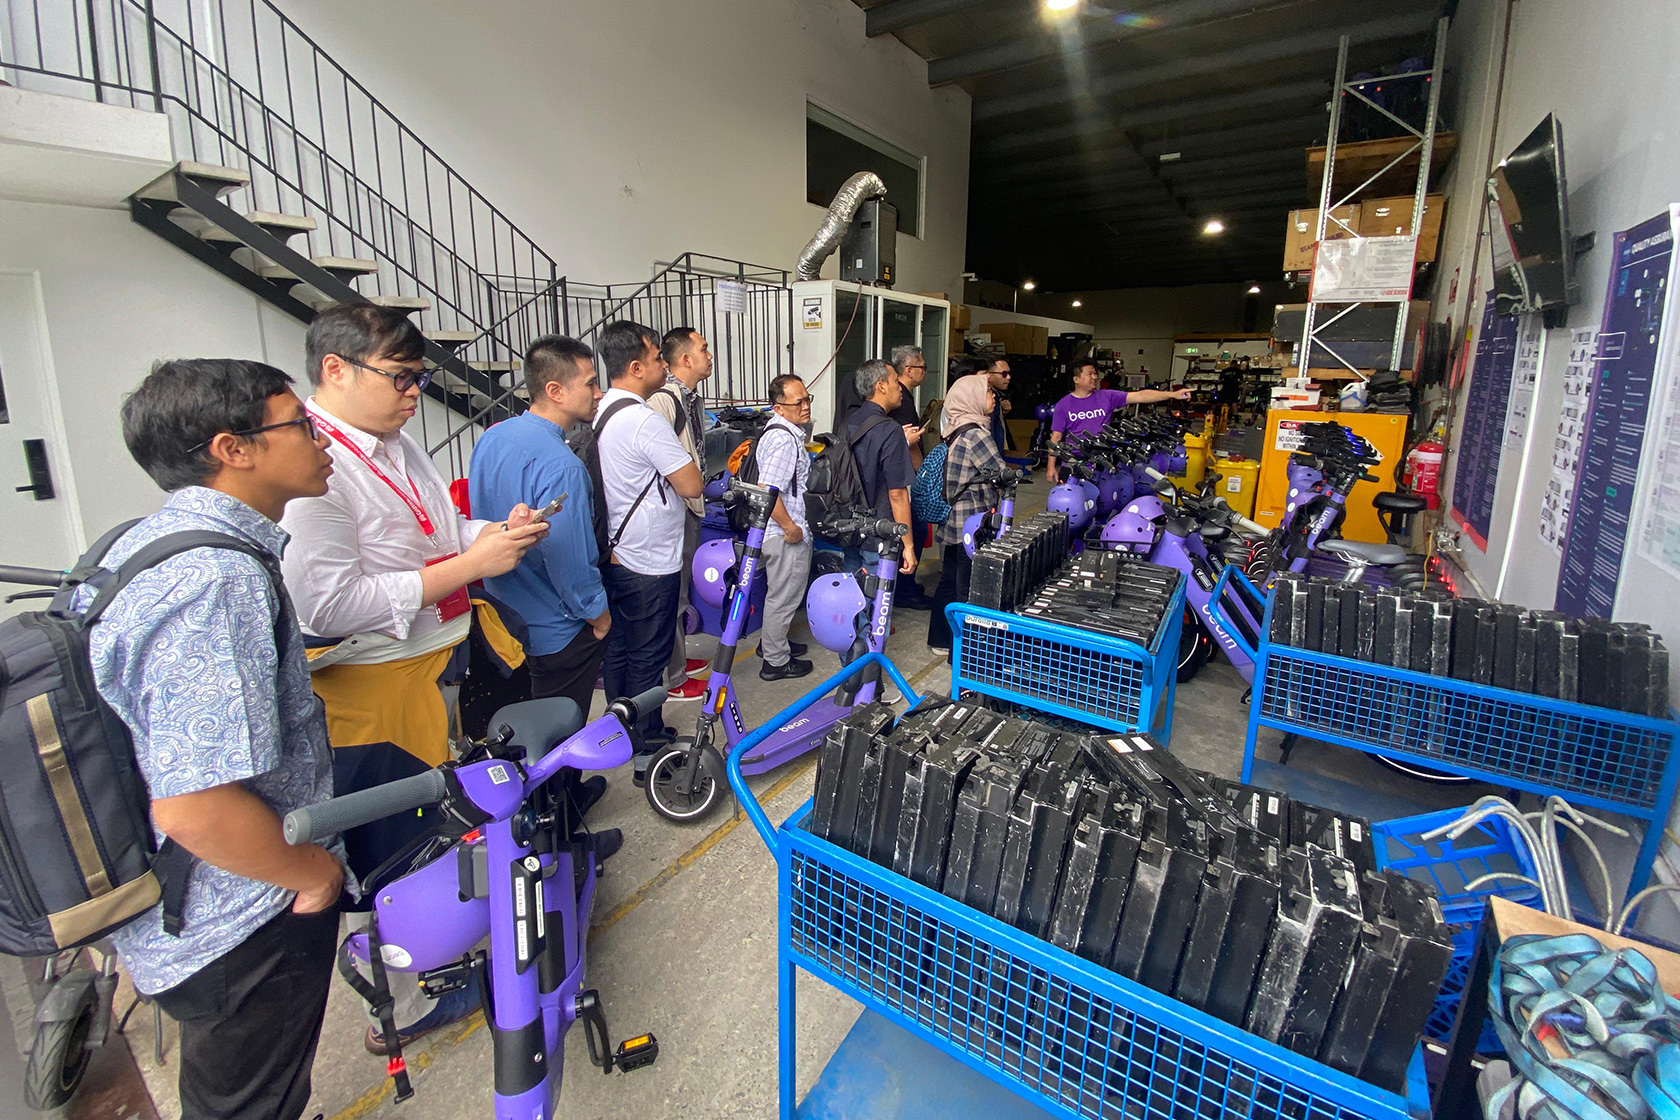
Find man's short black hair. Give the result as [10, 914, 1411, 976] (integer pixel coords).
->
[950, 355, 990, 387]
[769, 373, 805, 404]
[661, 327, 699, 369]
[304, 304, 426, 386]
[525, 335, 595, 400]
[1073, 357, 1099, 375]
[122, 358, 293, 492]
[598, 320, 661, 382]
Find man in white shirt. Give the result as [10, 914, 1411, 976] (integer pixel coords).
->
[279, 305, 547, 1053]
[649, 327, 713, 701]
[754, 375, 815, 680]
[593, 321, 704, 759]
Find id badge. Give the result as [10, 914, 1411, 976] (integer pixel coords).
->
[426, 553, 472, 623]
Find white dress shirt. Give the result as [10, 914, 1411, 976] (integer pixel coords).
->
[596, 386, 694, 575]
[280, 399, 490, 661]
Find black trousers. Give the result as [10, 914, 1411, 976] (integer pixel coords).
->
[602, 565, 681, 743]
[927, 543, 972, 654]
[529, 625, 608, 719]
[151, 906, 338, 1120]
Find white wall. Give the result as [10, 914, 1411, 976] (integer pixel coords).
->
[0, 199, 308, 543]
[272, 0, 971, 298]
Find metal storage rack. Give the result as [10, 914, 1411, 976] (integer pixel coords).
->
[946, 576, 1186, 740]
[728, 653, 1432, 1120]
[1242, 594, 1680, 896]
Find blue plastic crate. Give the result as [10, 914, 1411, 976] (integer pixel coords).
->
[733, 654, 1429, 1120]
[1372, 808, 1544, 1054]
[948, 575, 1185, 740]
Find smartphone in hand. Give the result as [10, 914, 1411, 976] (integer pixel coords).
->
[534, 493, 568, 522]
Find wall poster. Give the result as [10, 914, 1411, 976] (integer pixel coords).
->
[1450, 292, 1519, 548]
[1537, 328, 1598, 555]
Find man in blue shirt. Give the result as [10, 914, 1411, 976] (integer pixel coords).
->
[84, 358, 347, 1120]
[469, 335, 619, 836]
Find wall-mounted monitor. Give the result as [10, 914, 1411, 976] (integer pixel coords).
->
[1488, 113, 1579, 318]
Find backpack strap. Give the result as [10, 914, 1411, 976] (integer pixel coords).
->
[650, 386, 687, 439]
[595, 399, 668, 554]
[759, 422, 806, 499]
[846, 412, 897, 508]
[942, 423, 983, 505]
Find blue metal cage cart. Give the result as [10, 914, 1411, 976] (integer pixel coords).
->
[946, 571, 1186, 740]
[731, 653, 1431, 1120]
[1241, 592, 1680, 897]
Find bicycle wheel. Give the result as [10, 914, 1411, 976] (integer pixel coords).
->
[1177, 610, 1212, 683]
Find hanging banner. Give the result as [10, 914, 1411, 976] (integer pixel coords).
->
[1556, 212, 1675, 617]
[1538, 328, 1598, 555]
[1309, 235, 1419, 303]
[1449, 293, 1519, 549]
[1634, 204, 1680, 581]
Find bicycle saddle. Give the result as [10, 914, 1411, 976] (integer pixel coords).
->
[488, 697, 585, 758]
[1319, 539, 1408, 566]
[1373, 491, 1428, 515]
[1198, 523, 1230, 542]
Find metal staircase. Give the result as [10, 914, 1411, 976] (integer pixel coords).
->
[2, 0, 794, 475]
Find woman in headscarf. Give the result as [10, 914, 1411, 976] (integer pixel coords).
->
[927, 373, 1005, 654]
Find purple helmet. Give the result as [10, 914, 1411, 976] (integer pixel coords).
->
[1100, 508, 1158, 554]
[1095, 472, 1128, 518]
[691, 537, 738, 609]
[806, 573, 867, 654]
[1047, 482, 1095, 532]
[1034, 402, 1054, 422]
[1123, 494, 1169, 524]
[703, 473, 729, 501]
[962, 511, 990, 557]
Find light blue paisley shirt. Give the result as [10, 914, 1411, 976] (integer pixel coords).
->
[77, 487, 343, 994]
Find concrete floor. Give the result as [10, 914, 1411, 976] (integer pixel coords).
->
[0, 475, 1507, 1120]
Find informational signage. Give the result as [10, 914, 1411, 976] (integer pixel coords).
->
[1310, 235, 1419, 303]
[1556, 212, 1675, 617]
[716, 278, 748, 315]
[1503, 315, 1544, 448]
[801, 297, 823, 329]
[1274, 418, 1309, 451]
[1634, 205, 1680, 582]
[1537, 328, 1597, 555]
[1449, 293, 1519, 548]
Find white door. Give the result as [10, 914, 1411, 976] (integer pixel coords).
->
[0, 272, 81, 617]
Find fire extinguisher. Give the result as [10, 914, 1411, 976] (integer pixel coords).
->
[1404, 440, 1444, 509]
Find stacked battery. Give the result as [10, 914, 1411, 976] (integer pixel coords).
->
[808, 694, 1453, 1088]
[1268, 573, 1670, 717]
[969, 513, 1071, 611]
[1011, 551, 1181, 648]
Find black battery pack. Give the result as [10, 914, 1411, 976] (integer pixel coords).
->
[1531, 610, 1567, 699]
[993, 766, 1085, 938]
[809, 703, 895, 846]
[1337, 585, 1366, 660]
[858, 729, 928, 866]
[1214, 777, 1291, 847]
[1173, 847, 1282, 1026]
[943, 755, 1032, 912]
[1577, 619, 1614, 709]
[1450, 600, 1494, 683]
[1492, 605, 1523, 691]
[1271, 573, 1309, 648]
[1305, 580, 1328, 652]
[1246, 847, 1364, 1055]
[1289, 801, 1375, 878]
[1389, 597, 1414, 670]
[893, 739, 981, 890]
[1109, 827, 1210, 994]
[1048, 791, 1144, 965]
[1370, 590, 1400, 668]
[1409, 598, 1452, 677]
[1317, 581, 1342, 655]
[1318, 871, 1454, 1092]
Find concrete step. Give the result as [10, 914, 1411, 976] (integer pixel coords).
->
[428, 358, 521, 372]
[134, 160, 249, 203]
[197, 210, 318, 245]
[260, 256, 380, 284]
[425, 329, 479, 349]
[299, 290, 431, 313]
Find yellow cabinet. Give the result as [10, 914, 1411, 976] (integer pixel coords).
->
[1254, 410, 1409, 543]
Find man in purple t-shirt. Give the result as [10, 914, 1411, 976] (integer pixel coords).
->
[1047, 359, 1191, 485]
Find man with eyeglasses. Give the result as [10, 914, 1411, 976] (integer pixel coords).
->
[888, 345, 935, 609]
[845, 359, 918, 584]
[279, 304, 547, 1053]
[754, 374, 816, 680]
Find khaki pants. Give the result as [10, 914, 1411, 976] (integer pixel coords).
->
[760, 533, 813, 666]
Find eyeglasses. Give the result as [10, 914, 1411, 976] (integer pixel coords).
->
[903, 363, 926, 372]
[187, 413, 319, 455]
[779, 395, 813, 407]
[340, 355, 434, 394]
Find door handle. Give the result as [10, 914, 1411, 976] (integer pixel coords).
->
[15, 439, 56, 501]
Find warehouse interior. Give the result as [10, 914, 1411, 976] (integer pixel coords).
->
[4, 0, 1680, 1117]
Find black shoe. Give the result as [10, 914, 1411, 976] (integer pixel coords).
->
[631, 750, 655, 787]
[569, 775, 607, 817]
[896, 591, 937, 611]
[757, 641, 808, 658]
[760, 657, 815, 682]
[591, 828, 624, 865]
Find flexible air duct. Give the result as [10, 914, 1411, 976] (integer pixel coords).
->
[795, 171, 888, 281]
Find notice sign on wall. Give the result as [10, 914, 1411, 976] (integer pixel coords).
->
[1538, 328, 1597, 555]
[1310, 236, 1419, 303]
[1449, 293, 1520, 549]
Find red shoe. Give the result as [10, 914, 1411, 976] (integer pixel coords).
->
[667, 677, 708, 701]
[685, 658, 710, 677]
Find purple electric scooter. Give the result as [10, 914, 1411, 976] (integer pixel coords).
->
[283, 684, 669, 1116]
[642, 479, 910, 823]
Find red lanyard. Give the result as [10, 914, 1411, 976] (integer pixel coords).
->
[308, 405, 436, 536]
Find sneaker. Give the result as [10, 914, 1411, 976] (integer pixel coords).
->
[685, 658, 710, 676]
[760, 657, 815, 682]
[668, 677, 708, 701]
[365, 973, 483, 1055]
[895, 591, 938, 611]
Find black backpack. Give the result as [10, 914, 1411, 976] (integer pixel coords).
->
[725, 434, 770, 533]
[569, 398, 666, 565]
[0, 523, 287, 956]
[806, 413, 895, 540]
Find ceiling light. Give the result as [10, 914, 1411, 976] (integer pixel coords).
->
[1021, 279, 1037, 290]
[1071, 299, 1083, 307]
[1203, 219, 1225, 235]
[1044, 0, 1078, 9]
[1159, 152, 1182, 163]
[1247, 285, 1261, 294]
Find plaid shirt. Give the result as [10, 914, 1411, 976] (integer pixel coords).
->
[941, 426, 1005, 545]
[754, 411, 809, 538]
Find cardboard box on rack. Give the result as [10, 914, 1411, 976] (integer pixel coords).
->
[1283, 206, 1357, 272]
[952, 304, 972, 330]
[977, 322, 1049, 356]
[1356, 195, 1446, 262]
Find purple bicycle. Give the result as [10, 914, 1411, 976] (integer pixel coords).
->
[642, 479, 910, 823]
[282, 684, 667, 1115]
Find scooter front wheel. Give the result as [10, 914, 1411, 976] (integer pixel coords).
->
[645, 745, 723, 824]
[24, 989, 98, 1110]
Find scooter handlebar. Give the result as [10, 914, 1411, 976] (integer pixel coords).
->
[608, 683, 672, 729]
[283, 769, 450, 846]
[0, 565, 64, 587]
